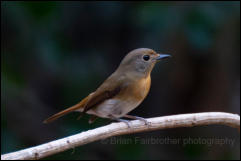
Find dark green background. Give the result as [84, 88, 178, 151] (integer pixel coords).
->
[1, 1, 240, 160]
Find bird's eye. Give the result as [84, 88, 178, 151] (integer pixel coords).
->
[143, 55, 150, 61]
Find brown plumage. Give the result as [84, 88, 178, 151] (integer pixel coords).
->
[43, 48, 170, 124]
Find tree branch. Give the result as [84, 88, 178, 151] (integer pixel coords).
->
[1, 112, 240, 160]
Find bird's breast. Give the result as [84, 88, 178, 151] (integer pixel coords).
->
[132, 75, 151, 100]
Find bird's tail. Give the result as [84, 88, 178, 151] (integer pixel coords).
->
[43, 94, 91, 124]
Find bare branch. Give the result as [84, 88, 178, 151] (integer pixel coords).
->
[1, 112, 240, 160]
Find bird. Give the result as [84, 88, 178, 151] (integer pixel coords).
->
[43, 48, 171, 127]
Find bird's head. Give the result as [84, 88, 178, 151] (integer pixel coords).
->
[117, 48, 171, 78]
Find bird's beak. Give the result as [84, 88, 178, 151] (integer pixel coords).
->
[155, 54, 171, 61]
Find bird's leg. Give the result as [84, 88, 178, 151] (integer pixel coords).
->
[109, 115, 131, 128]
[88, 115, 98, 124]
[76, 113, 84, 120]
[123, 115, 150, 125]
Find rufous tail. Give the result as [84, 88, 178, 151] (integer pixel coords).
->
[43, 94, 91, 123]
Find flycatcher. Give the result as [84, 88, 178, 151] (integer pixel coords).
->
[43, 48, 171, 126]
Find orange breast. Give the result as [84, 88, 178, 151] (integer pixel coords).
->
[135, 75, 151, 100]
[114, 75, 151, 104]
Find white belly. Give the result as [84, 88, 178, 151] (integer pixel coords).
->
[81, 98, 141, 118]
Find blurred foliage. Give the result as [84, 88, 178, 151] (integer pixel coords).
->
[1, 1, 240, 160]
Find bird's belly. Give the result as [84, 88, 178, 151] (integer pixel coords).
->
[87, 98, 141, 118]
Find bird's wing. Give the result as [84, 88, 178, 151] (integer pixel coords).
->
[81, 76, 123, 114]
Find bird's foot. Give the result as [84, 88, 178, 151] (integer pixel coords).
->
[110, 116, 132, 128]
[124, 115, 151, 126]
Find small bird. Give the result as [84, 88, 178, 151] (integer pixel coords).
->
[43, 48, 170, 126]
